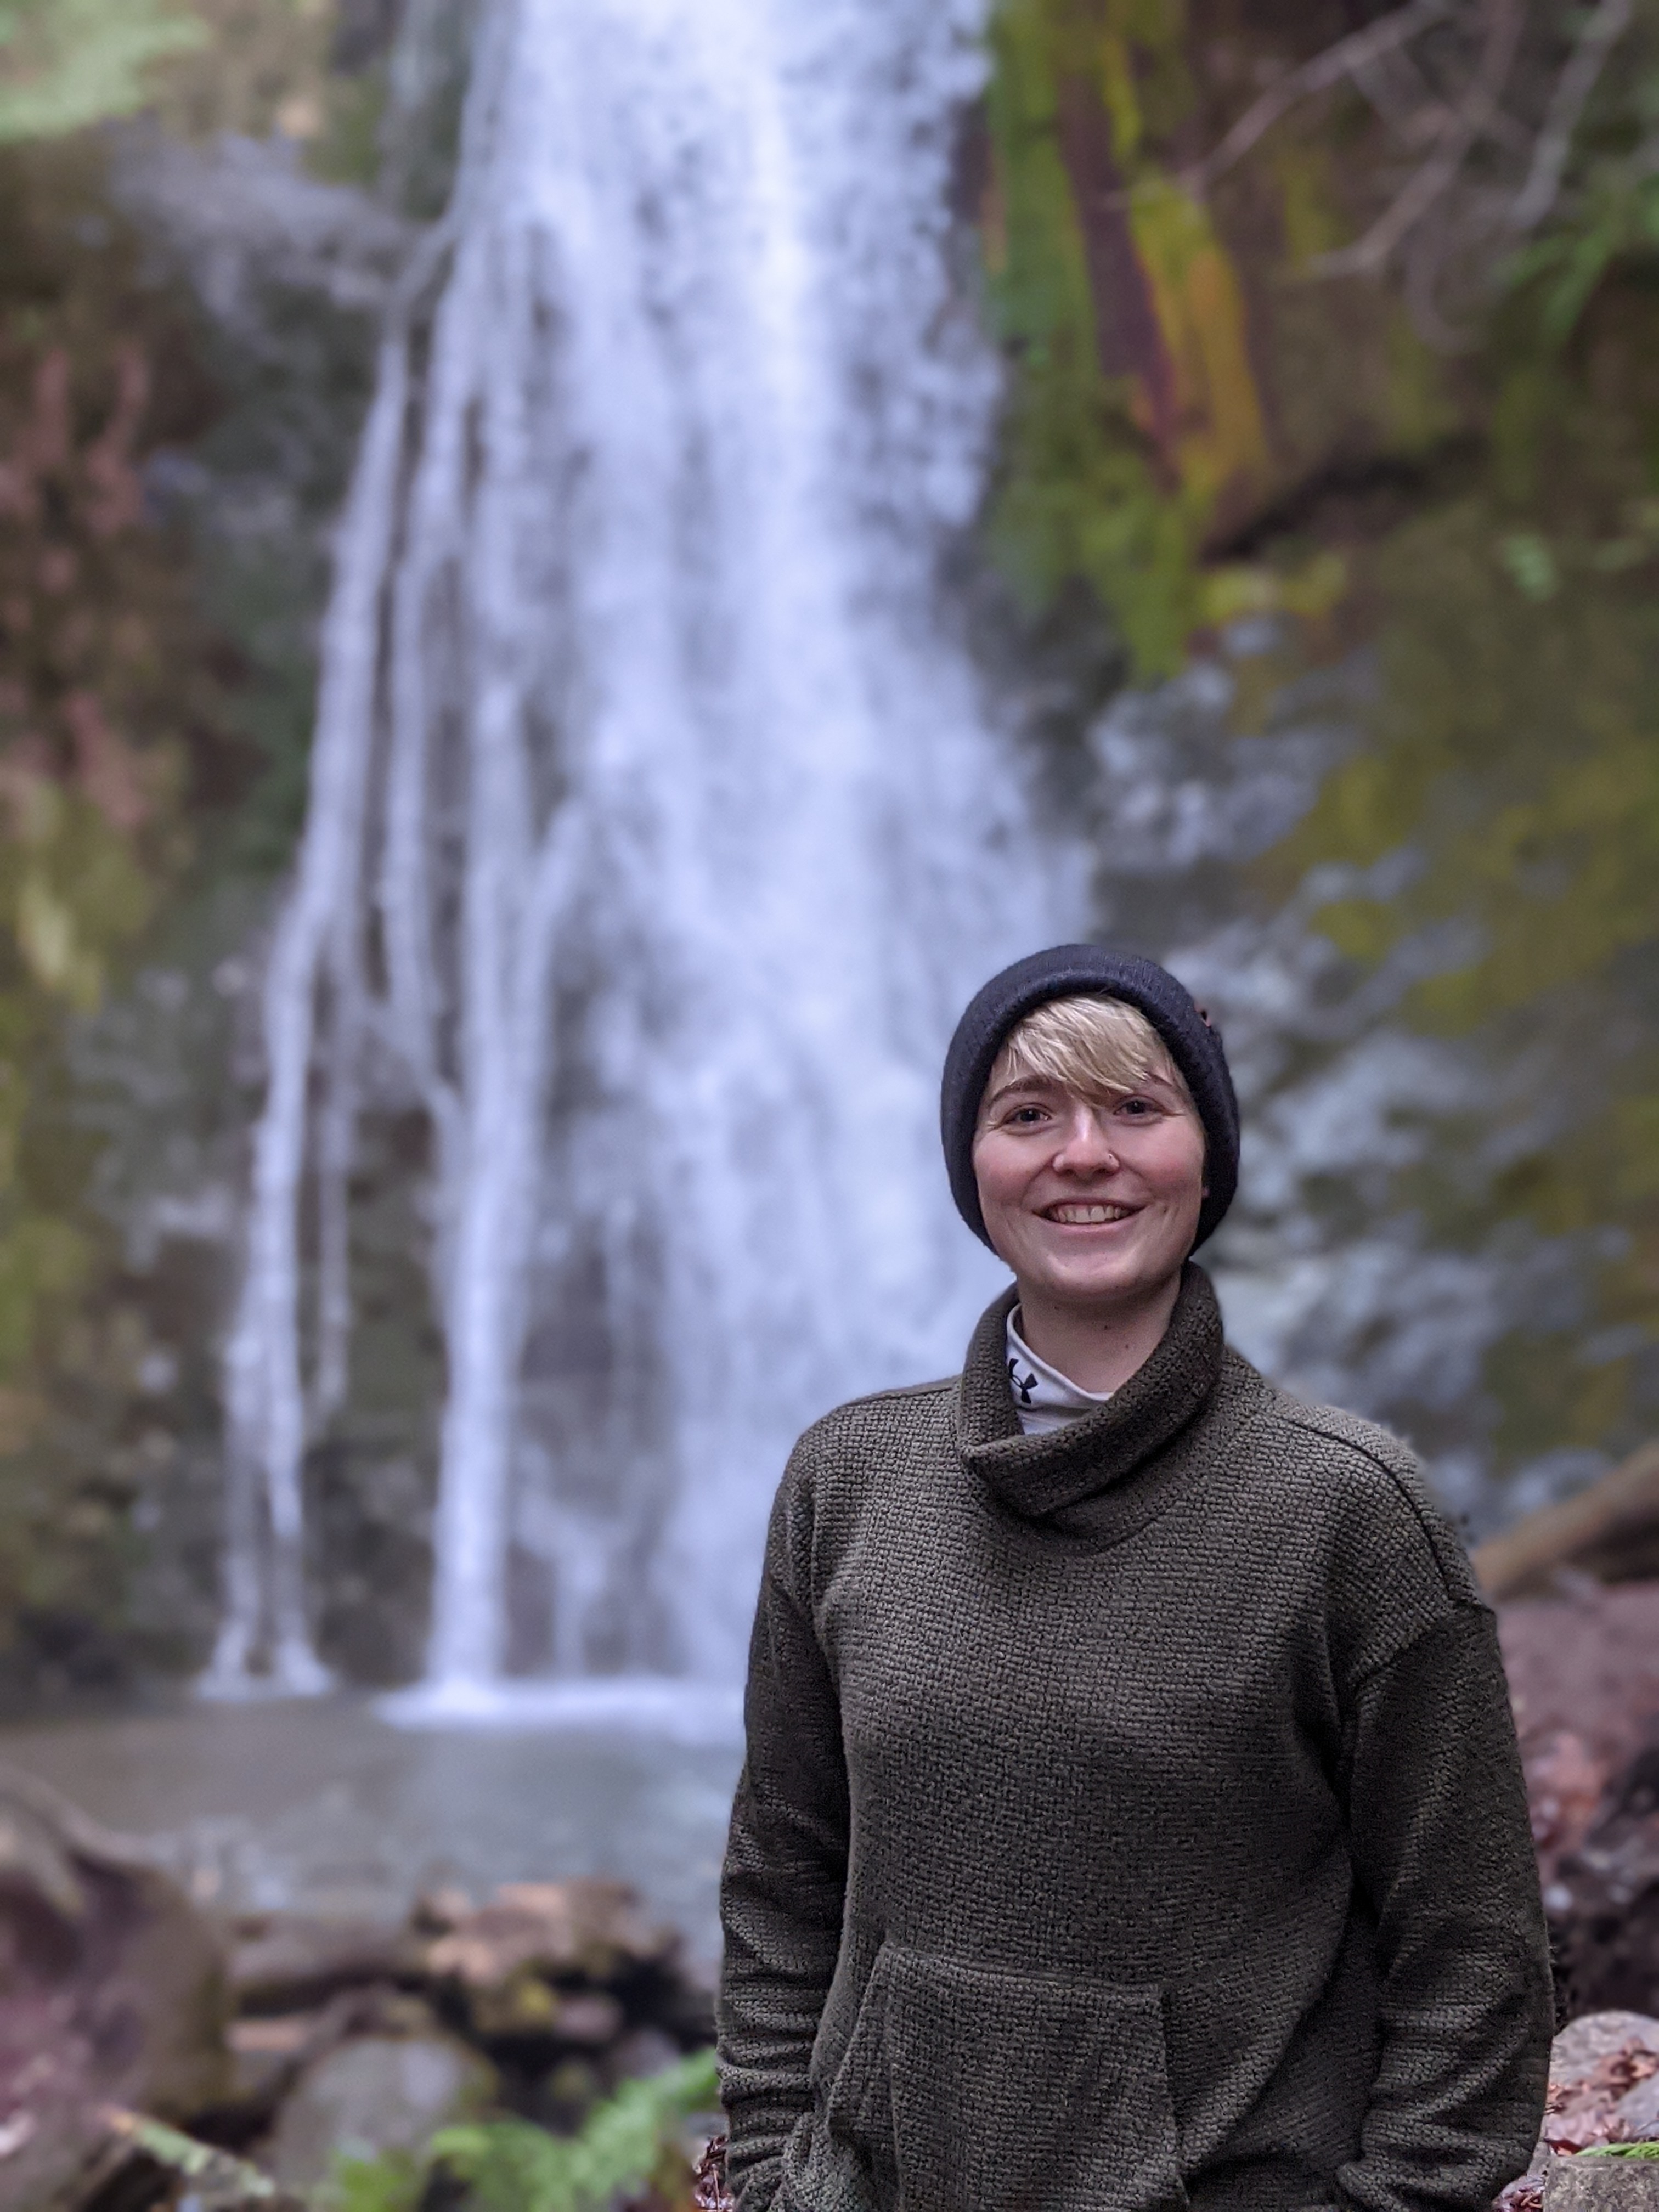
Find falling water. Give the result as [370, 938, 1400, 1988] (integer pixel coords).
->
[206, 0, 1082, 1708]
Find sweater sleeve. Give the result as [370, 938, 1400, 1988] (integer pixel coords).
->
[717, 1460, 850, 2212]
[1334, 1604, 1552, 2212]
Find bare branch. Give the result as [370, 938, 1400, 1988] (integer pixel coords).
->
[1508, 0, 1634, 233]
[1182, 0, 1455, 196]
[1310, 0, 1526, 276]
[1347, 38, 1458, 140]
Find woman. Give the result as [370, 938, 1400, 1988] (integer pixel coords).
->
[718, 945, 1550, 2212]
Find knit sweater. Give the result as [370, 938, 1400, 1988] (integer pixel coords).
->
[716, 1265, 1551, 2212]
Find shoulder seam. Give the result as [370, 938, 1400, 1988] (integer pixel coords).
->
[1282, 1409, 1469, 1606]
[1282, 1407, 1409, 1465]
[1344, 1596, 1491, 1700]
[821, 1375, 956, 1414]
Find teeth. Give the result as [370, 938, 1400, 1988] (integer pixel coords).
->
[1049, 1204, 1130, 1224]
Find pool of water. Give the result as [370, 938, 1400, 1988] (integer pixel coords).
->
[0, 1696, 743, 1967]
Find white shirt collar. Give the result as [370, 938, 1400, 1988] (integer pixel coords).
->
[1005, 1307, 1114, 1437]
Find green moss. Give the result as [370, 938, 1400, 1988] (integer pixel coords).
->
[983, 0, 1256, 674]
[1381, 306, 1463, 456]
[1265, 367, 1659, 1454]
[0, 0, 209, 143]
[1271, 139, 1346, 270]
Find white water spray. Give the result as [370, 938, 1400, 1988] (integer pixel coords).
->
[208, 0, 1082, 1706]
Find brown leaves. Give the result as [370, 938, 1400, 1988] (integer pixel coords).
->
[1544, 2041, 1659, 2154]
[1527, 1730, 1611, 1887]
[80, 344, 150, 541]
[690, 2132, 732, 2211]
[63, 690, 149, 832]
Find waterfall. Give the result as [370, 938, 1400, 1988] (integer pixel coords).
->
[206, 0, 1082, 1707]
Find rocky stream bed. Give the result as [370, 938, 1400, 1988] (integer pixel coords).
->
[11, 1578, 1659, 2208]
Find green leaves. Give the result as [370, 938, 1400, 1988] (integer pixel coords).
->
[103, 2106, 285, 2208]
[320, 2148, 426, 2212]
[324, 2050, 723, 2212]
[0, 0, 210, 143]
[428, 2050, 721, 2212]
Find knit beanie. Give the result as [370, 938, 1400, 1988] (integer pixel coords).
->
[941, 944, 1240, 1252]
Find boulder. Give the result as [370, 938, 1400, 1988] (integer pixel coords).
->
[419, 1878, 682, 2051]
[1497, 2013, 1659, 2208]
[421, 1877, 676, 1989]
[263, 2032, 495, 2193]
[1542, 2013, 1659, 2157]
[0, 1762, 230, 2209]
[223, 1987, 441, 2127]
[228, 1912, 422, 2015]
[1543, 2158, 1659, 2206]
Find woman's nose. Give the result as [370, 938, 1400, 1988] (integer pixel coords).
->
[1053, 1109, 1119, 1173]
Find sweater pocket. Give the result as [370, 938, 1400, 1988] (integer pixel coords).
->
[858, 1940, 1188, 2212]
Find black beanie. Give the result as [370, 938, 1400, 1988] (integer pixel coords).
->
[940, 944, 1240, 1252]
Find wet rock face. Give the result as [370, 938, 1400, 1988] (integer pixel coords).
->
[0, 1764, 230, 2207]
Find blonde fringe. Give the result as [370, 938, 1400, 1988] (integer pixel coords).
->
[981, 995, 1195, 1119]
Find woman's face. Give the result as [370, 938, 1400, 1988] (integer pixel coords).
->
[971, 1066, 1207, 1313]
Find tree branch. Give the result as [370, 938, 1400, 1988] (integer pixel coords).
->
[1310, 0, 1526, 276]
[1182, 0, 1456, 196]
[1508, 0, 1634, 233]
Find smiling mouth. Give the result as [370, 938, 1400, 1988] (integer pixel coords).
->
[1042, 1201, 1136, 1226]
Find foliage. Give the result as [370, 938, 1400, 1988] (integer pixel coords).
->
[324, 2051, 723, 2212]
[982, 1, 1406, 676]
[321, 2146, 425, 2212]
[103, 2104, 283, 2207]
[1580, 2138, 1659, 2157]
[146, 0, 387, 182]
[1500, 9, 1659, 347]
[983, 0, 1262, 675]
[0, 0, 210, 144]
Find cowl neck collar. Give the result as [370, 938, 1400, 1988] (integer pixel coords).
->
[957, 1263, 1226, 1522]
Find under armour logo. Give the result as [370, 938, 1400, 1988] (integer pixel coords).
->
[1007, 1357, 1037, 1407]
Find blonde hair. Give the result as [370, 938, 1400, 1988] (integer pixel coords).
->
[979, 994, 1196, 1122]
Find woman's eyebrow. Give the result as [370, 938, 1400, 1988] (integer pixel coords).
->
[980, 1074, 1053, 1110]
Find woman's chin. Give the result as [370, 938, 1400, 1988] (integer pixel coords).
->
[1024, 1253, 1159, 1306]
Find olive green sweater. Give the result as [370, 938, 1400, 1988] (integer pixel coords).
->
[716, 1266, 1550, 2212]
